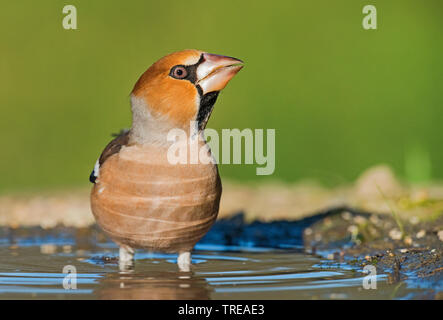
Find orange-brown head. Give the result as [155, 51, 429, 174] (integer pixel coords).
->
[130, 50, 243, 142]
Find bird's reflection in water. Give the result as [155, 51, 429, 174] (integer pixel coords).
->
[95, 267, 212, 300]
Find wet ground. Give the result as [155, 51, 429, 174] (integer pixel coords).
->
[0, 211, 441, 299]
[302, 208, 443, 299]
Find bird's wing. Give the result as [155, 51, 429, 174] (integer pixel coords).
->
[89, 129, 130, 183]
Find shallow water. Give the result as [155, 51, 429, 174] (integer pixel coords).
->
[0, 223, 435, 300]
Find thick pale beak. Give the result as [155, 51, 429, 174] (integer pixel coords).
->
[196, 53, 243, 94]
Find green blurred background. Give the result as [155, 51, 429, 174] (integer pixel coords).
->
[1, 0, 442, 193]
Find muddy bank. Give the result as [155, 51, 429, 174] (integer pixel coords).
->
[302, 208, 442, 294]
[212, 208, 442, 299]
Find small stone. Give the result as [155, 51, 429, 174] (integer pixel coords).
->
[365, 255, 371, 261]
[304, 228, 313, 236]
[370, 215, 380, 225]
[389, 228, 403, 240]
[400, 248, 409, 253]
[404, 236, 412, 246]
[430, 249, 436, 253]
[40, 219, 57, 229]
[416, 230, 426, 239]
[438, 230, 443, 242]
[348, 225, 359, 235]
[341, 211, 352, 221]
[40, 244, 57, 255]
[354, 216, 367, 225]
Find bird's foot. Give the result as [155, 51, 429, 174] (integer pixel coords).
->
[177, 252, 191, 272]
[119, 246, 134, 272]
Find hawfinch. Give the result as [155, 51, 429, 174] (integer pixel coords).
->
[89, 50, 243, 271]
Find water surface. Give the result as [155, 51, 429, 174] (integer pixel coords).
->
[0, 226, 432, 299]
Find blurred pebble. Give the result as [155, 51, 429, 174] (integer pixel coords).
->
[354, 216, 367, 225]
[389, 229, 403, 240]
[416, 230, 426, 239]
[403, 236, 412, 246]
[400, 249, 409, 253]
[438, 230, 443, 242]
[40, 244, 57, 254]
[341, 211, 352, 221]
[348, 225, 358, 235]
[304, 228, 313, 236]
[370, 215, 380, 225]
[41, 219, 57, 229]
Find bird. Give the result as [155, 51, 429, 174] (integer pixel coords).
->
[89, 49, 243, 271]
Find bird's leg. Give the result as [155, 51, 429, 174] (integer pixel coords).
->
[177, 251, 191, 272]
[119, 246, 134, 272]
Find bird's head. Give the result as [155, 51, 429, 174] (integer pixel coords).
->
[130, 50, 243, 143]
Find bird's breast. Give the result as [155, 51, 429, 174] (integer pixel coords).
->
[90, 143, 221, 252]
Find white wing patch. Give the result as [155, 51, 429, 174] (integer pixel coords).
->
[89, 159, 100, 183]
[93, 159, 100, 178]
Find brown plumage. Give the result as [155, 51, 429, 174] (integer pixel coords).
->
[98, 130, 131, 166]
[89, 50, 243, 271]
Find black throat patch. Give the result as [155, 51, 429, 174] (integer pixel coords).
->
[196, 88, 219, 131]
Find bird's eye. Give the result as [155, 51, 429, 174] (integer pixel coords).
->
[170, 66, 188, 79]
